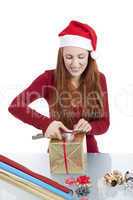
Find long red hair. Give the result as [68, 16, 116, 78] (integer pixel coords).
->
[49, 48, 104, 129]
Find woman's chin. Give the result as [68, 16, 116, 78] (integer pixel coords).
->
[69, 71, 82, 77]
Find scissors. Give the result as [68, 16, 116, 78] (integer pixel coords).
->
[32, 129, 80, 140]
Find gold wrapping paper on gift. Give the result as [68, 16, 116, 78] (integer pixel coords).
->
[49, 133, 87, 174]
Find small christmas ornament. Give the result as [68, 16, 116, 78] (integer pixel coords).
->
[65, 175, 92, 198]
[65, 176, 76, 185]
[104, 170, 124, 187]
[104, 173, 117, 186]
[75, 175, 92, 197]
[112, 170, 124, 185]
[75, 186, 90, 197]
[124, 170, 133, 189]
[76, 175, 91, 186]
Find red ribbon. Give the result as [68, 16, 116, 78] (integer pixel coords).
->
[63, 139, 69, 174]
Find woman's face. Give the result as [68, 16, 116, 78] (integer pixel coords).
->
[63, 46, 89, 78]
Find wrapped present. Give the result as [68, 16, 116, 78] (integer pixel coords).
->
[49, 133, 87, 174]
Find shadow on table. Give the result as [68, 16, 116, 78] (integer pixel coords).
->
[51, 153, 112, 200]
[86, 153, 112, 200]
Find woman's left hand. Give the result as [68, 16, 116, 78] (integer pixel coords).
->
[73, 118, 92, 134]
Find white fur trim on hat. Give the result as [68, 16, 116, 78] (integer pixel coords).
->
[90, 51, 97, 60]
[59, 35, 93, 51]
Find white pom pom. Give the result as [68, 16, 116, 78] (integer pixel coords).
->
[90, 51, 97, 60]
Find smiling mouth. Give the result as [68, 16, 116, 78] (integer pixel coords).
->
[71, 68, 80, 72]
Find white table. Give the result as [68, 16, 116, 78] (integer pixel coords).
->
[0, 153, 133, 200]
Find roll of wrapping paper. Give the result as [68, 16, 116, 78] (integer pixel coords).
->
[0, 173, 50, 200]
[0, 169, 65, 200]
[0, 155, 72, 194]
[0, 162, 73, 200]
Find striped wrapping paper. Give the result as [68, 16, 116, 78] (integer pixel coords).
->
[0, 169, 65, 200]
[0, 159, 73, 200]
[0, 154, 72, 194]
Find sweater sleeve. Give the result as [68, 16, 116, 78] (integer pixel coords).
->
[8, 70, 54, 133]
[89, 73, 110, 135]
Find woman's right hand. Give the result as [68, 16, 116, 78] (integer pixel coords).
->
[44, 120, 70, 140]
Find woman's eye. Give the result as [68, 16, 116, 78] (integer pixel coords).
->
[66, 56, 72, 59]
[78, 56, 85, 59]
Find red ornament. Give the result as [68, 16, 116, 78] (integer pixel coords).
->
[76, 175, 91, 185]
[65, 176, 76, 185]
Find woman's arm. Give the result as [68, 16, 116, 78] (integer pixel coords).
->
[89, 73, 110, 135]
[8, 70, 54, 133]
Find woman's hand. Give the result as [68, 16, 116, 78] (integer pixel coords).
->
[73, 118, 92, 134]
[45, 120, 70, 140]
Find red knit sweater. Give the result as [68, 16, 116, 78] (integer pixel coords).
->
[8, 69, 110, 153]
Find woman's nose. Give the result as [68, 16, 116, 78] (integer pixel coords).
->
[71, 58, 79, 66]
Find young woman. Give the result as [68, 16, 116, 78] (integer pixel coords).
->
[8, 20, 110, 153]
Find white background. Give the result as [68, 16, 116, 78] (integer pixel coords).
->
[0, 0, 133, 153]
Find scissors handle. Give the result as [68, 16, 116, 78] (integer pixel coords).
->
[32, 133, 44, 140]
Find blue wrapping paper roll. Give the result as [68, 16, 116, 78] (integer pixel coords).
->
[0, 162, 73, 200]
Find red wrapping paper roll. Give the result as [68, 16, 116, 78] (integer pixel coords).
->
[0, 154, 72, 194]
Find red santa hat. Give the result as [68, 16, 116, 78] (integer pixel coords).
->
[58, 20, 97, 59]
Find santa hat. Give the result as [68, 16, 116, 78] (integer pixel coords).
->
[58, 20, 97, 59]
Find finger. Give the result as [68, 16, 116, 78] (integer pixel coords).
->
[82, 124, 91, 133]
[45, 132, 51, 138]
[49, 133, 58, 139]
[86, 125, 92, 134]
[73, 124, 78, 132]
[75, 118, 84, 125]
[73, 120, 84, 130]
[59, 122, 70, 132]
[55, 131, 62, 140]
[46, 133, 55, 139]
[72, 125, 79, 134]
[88, 124, 92, 131]
[73, 124, 76, 129]
[76, 121, 88, 131]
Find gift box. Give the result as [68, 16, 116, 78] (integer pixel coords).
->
[49, 133, 87, 174]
